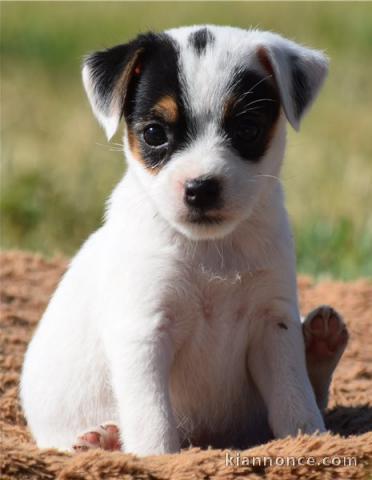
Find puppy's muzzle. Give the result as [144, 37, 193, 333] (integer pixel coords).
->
[184, 176, 222, 211]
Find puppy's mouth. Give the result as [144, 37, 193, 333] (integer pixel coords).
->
[175, 208, 237, 240]
[186, 209, 224, 226]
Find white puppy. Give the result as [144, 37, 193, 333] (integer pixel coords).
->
[21, 25, 349, 456]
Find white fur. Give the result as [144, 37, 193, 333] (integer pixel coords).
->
[21, 26, 329, 455]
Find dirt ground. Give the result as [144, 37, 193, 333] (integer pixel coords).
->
[1, 251, 371, 479]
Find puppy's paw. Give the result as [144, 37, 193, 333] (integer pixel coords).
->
[303, 305, 349, 364]
[73, 422, 121, 452]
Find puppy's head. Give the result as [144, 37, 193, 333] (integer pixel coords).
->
[83, 26, 328, 240]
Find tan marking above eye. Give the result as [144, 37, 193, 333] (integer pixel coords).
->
[153, 95, 179, 123]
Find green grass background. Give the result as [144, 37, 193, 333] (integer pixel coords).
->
[1, 2, 372, 279]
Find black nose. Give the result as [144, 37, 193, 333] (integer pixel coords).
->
[184, 177, 222, 210]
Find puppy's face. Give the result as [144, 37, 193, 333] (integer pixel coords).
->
[83, 26, 328, 240]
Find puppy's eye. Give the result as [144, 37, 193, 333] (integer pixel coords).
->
[143, 124, 168, 147]
[235, 123, 261, 143]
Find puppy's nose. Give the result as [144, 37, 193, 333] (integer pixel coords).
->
[184, 176, 222, 210]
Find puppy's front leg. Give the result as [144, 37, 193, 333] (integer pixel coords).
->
[248, 305, 325, 438]
[103, 312, 180, 456]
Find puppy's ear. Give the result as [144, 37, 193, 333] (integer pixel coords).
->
[82, 35, 151, 140]
[257, 35, 329, 130]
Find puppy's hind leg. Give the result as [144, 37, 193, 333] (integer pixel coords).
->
[303, 306, 349, 411]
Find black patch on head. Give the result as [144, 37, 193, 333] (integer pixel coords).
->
[290, 54, 311, 118]
[223, 70, 280, 162]
[125, 33, 191, 170]
[188, 27, 215, 55]
[125, 34, 180, 119]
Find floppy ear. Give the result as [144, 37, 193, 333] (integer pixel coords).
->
[257, 34, 329, 130]
[82, 37, 148, 140]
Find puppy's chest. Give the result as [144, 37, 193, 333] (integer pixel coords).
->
[171, 265, 260, 354]
[200, 272, 251, 322]
[168, 267, 261, 428]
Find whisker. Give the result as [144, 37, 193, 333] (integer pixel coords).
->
[95, 142, 125, 153]
[249, 74, 273, 94]
[234, 74, 273, 106]
[235, 105, 268, 117]
[95, 142, 111, 149]
[246, 98, 276, 108]
[234, 99, 276, 118]
[252, 174, 282, 184]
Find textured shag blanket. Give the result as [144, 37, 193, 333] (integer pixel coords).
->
[1, 251, 371, 479]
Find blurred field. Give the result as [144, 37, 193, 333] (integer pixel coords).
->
[1, 2, 372, 279]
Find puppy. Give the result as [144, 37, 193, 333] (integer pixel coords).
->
[21, 25, 349, 456]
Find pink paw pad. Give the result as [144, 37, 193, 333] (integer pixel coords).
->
[73, 422, 121, 453]
[304, 306, 349, 360]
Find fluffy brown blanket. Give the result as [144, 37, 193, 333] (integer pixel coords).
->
[1, 251, 371, 479]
